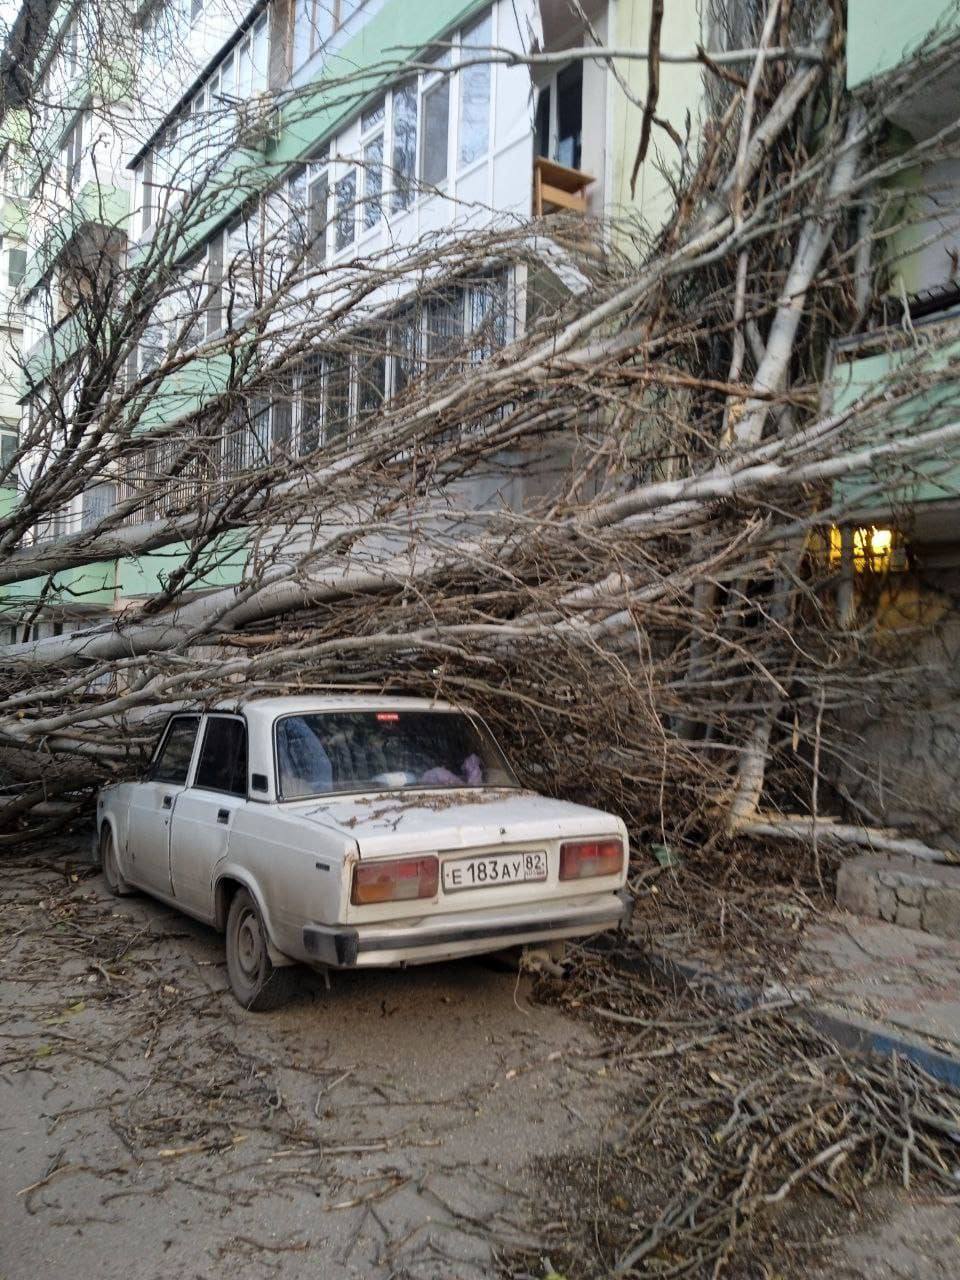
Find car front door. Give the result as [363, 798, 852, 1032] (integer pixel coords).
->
[169, 714, 249, 920]
[126, 715, 202, 895]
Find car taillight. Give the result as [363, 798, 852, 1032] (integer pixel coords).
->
[559, 838, 624, 881]
[351, 856, 439, 905]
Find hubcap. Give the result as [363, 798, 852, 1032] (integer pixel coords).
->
[236, 909, 263, 979]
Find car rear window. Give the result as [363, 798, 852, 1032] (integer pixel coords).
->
[275, 710, 518, 799]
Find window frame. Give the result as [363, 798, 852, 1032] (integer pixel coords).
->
[271, 708, 519, 802]
[419, 62, 451, 190]
[458, 10, 493, 171]
[192, 713, 249, 797]
[359, 99, 384, 232]
[145, 714, 202, 785]
[306, 156, 329, 264]
[333, 165, 357, 253]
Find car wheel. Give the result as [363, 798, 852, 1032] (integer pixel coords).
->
[100, 826, 131, 896]
[225, 888, 298, 1011]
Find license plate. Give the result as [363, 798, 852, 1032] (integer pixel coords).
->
[442, 850, 548, 893]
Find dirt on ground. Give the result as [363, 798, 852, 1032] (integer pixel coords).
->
[1, 848, 959, 1280]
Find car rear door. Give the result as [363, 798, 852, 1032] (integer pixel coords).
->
[169, 714, 249, 919]
[126, 715, 202, 895]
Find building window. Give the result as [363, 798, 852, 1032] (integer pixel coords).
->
[61, 113, 86, 192]
[355, 331, 386, 423]
[270, 374, 295, 452]
[81, 481, 117, 530]
[286, 166, 308, 264]
[459, 12, 491, 168]
[336, 0, 362, 28]
[139, 320, 166, 374]
[535, 61, 583, 170]
[299, 352, 324, 452]
[140, 150, 155, 232]
[170, 256, 205, 351]
[206, 231, 223, 334]
[293, 0, 334, 64]
[390, 80, 417, 213]
[307, 159, 329, 263]
[325, 352, 350, 438]
[420, 70, 450, 188]
[334, 168, 356, 252]
[7, 248, 26, 287]
[388, 306, 421, 398]
[190, 0, 203, 22]
[63, 16, 80, 76]
[361, 100, 384, 230]
[237, 16, 269, 97]
[1, 430, 16, 487]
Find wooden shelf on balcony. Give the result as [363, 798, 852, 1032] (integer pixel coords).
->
[533, 156, 594, 216]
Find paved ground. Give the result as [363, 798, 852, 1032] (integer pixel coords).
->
[2, 855, 959, 1279]
[0, 859, 627, 1279]
[800, 914, 960, 1058]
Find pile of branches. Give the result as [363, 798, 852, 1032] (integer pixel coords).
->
[1, 0, 959, 854]
[508, 947, 960, 1277]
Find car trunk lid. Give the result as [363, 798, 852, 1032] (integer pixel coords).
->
[285, 789, 618, 857]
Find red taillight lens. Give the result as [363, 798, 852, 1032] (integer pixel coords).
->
[559, 839, 624, 881]
[351, 856, 439, 905]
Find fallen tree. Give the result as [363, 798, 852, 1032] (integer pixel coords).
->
[2, 0, 960, 859]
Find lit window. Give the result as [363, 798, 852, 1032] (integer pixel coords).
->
[828, 525, 898, 573]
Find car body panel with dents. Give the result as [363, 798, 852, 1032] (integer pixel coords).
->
[97, 695, 630, 1006]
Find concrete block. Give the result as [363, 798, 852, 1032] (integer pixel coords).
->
[837, 860, 880, 916]
[836, 854, 960, 941]
[896, 904, 923, 930]
[896, 883, 924, 908]
[877, 885, 898, 922]
[923, 888, 960, 940]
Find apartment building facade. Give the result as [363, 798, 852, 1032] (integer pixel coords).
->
[831, 0, 960, 849]
[0, 0, 721, 637]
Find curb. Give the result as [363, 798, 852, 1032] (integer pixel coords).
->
[612, 942, 960, 1089]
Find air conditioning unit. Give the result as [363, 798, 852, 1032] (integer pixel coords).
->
[237, 96, 281, 153]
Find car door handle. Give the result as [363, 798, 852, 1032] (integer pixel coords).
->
[217, 808, 230, 824]
[162, 794, 174, 809]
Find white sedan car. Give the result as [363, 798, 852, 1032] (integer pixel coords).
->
[97, 696, 630, 1009]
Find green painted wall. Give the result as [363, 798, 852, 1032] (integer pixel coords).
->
[832, 338, 960, 510]
[2, 559, 118, 608]
[609, 0, 705, 241]
[847, 0, 960, 89]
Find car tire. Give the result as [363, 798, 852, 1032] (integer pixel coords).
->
[100, 826, 131, 896]
[225, 888, 298, 1012]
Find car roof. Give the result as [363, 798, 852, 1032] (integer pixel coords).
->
[209, 694, 464, 724]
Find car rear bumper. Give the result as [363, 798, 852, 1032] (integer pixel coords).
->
[302, 890, 632, 968]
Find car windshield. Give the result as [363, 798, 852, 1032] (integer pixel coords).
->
[275, 710, 519, 799]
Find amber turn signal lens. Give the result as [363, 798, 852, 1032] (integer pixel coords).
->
[351, 856, 439, 905]
[559, 838, 623, 881]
